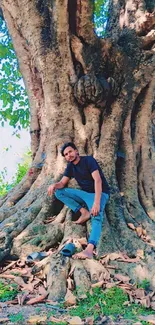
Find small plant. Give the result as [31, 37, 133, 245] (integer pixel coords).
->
[69, 287, 128, 319]
[0, 150, 31, 198]
[35, 307, 41, 313]
[68, 286, 155, 321]
[13, 150, 31, 186]
[0, 168, 9, 197]
[11, 271, 21, 276]
[0, 281, 18, 302]
[137, 279, 150, 291]
[9, 312, 24, 323]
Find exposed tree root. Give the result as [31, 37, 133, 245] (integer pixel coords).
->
[12, 223, 64, 258]
[84, 259, 109, 283]
[30, 244, 155, 301]
[142, 30, 155, 49]
[97, 214, 119, 256]
[0, 185, 61, 260]
[0, 182, 43, 223]
[52, 206, 67, 224]
[47, 255, 70, 301]
[61, 209, 87, 244]
[106, 194, 146, 255]
[72, 260, 91, 296]
[109, 248, 155, 290]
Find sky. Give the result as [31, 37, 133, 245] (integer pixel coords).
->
[0, 123, 30, 182]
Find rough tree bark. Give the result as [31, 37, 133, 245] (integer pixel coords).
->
[0, 0, 155, 300]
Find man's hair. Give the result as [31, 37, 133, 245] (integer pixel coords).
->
[61, 142, 77, 156]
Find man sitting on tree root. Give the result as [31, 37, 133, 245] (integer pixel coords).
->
[48, 142, 110, 259]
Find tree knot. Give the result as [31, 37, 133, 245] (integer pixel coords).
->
[73, 74, 118, 108]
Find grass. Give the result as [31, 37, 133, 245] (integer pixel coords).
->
[0, 281, 18, 302]
[137, 279, 150, 291]
[0, 280, 154, 324]
[68, 286, 155, 322]
[9, 313, 24, 323]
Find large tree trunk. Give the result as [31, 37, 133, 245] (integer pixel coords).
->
[0, 0, 155, 300]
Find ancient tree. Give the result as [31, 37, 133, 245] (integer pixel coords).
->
[0, 0, 155, 300]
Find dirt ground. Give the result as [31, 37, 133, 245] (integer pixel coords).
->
[0, 252, 155, 324]
[0, 303, 151, 325]
[0, 303, 141, 324]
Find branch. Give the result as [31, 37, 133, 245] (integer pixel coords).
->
[141, 29, 155, 48]
[136, 12, 155, 36]
[76, 0, 96, 44]
[133, 58, 155, 94]
[107, 0, 155, 41]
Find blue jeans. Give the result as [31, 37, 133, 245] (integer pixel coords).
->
[55, 188, 109, 247]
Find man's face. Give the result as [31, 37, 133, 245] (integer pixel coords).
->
[63, 146, 79, 162]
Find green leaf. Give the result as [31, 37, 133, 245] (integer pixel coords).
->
[0, 17, 30, 130]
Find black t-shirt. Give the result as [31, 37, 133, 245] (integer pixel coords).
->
[64, 156, 110, 194]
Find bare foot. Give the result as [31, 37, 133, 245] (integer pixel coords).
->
[72, 249, 93, 259]
[73, 211, 90, 224]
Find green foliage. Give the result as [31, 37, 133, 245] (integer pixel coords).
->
[0, 167, 9, 197]
[137, 279, 150, 291]
[0, 17, 30, 130]
[70, 287, 128, 319]
[69, 287, 155, 321]
[94, 0, 109, 37]
[0, 150, 31, 197]
[35, 307, 41, 314]
[0, 281, 18, 302]
[9, 313, 24, 323]
[13, 150, 31, 186]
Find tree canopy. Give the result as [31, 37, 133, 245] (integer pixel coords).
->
[0, 17, 29, 131]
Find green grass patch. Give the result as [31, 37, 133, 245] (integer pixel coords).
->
[0, 281, 18, 302]
[137, 279, 150, 291]
[9, 312, 24, 323]
[68, 287, 155, 321]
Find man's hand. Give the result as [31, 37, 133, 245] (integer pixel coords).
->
[91, 202, 100, 216]
[48, 184, 56, 196]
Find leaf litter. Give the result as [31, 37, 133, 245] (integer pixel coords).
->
[0, 248, 155, 324]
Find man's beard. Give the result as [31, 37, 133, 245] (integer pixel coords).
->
[70, 154, 79, 163]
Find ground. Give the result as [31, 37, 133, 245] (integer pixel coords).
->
[0, 304, 151, 325]
[0, 252, 155, 325]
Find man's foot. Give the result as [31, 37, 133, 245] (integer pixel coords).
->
[72, 249, 93, 259]
[73, 211, 90, 224]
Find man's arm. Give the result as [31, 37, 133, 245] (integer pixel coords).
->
[91, 170, 102, 216]
[48, 176, 70, 196]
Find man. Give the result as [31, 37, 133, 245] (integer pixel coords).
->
[48, 142, 110, 259]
